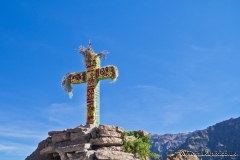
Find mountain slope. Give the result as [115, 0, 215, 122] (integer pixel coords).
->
[170, 117, 240, 160]
[150, 117, 240, 160]
[150, 132, 193, 159]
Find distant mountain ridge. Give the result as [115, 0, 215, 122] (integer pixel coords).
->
[150, 132, 193, 159]
[150, 117, 240, 160]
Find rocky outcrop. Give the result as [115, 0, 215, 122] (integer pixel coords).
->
[166, 150, 199, 160]
[26, 124, 148, 160]
[25, 137, 52, 160]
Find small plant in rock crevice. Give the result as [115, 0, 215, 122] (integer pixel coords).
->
[122, 131, 160, 160]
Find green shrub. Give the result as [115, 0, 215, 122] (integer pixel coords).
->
[122, 131, 160, 160]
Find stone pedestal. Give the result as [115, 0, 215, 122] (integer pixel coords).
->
[25, 124, 148, 160]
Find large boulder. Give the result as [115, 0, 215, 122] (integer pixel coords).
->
[67, 151, 95, 160]
[90, 137, 123, 146]
[167, 150, 199, 160]
[95, 147, 138, 160]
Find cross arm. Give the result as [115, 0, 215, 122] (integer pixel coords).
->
[96, 65, 118, 82]
[62, 71, 86, 98]
[69, 71, 86, 84]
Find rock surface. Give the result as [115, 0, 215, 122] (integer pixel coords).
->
[95, 147, 136, 160]
[26, 124, 145, 160]
[166, 150, 199, 160]
[25, 137, 52, 160]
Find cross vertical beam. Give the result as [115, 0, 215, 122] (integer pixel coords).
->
[85, 56, 100, 126]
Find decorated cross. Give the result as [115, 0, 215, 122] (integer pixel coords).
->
[61, 41, 118, 127]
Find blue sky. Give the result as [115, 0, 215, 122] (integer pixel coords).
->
[1, 1, 240, 159]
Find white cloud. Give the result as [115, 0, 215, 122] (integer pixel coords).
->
[159, 105, 185, 126]
[0, 143, 35, 156]
[130, 85, 213, 126]
[42, 102, 86, 126]
[189, 45, 206, 51]
[0, 144, 13, 151]
[0, 126, 46, 139]
[132, 85, 167, 92]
